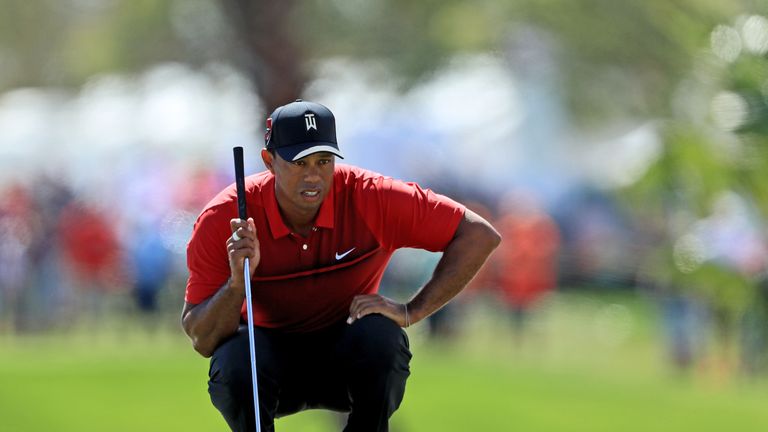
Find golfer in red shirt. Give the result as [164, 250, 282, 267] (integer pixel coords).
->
[182, 100, 500, 431]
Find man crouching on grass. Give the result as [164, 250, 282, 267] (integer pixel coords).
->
[182, 99, 500, 431]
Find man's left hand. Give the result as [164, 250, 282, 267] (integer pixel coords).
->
[347, 294, 408, 327]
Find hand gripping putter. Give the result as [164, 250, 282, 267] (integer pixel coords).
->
[233, 146, 262, 432]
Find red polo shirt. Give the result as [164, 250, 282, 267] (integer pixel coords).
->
[185, 164, 465, 332]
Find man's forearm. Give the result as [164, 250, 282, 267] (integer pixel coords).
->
[182, 280, 246, 357]
[407, 210, 501, 324]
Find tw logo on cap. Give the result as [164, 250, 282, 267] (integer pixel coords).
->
[304, 113, 317, 131]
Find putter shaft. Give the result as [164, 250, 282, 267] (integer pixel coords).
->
[244, 259, 261, 432]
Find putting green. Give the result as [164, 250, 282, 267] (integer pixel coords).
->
[1, 293, 766, 431]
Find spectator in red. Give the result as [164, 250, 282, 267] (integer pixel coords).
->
[58, 201, 123, 293]
[493, 190, 560, 340]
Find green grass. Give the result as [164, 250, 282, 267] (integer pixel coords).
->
[1, 291, 767, 431]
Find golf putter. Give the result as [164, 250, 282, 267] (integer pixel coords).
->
[233, 146, 262, 432]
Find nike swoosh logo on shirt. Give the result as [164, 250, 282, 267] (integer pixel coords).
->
[335, 248, 356, 260]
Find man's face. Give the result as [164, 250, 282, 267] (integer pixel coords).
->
[263, 150, 335, 217]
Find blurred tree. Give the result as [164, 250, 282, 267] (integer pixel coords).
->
[297, 0, 754, 124]
[622, 12, 768, 373]
[0, 0, 183, 88]
[218, 0, 305, 112]
[1, 0, 756, 120]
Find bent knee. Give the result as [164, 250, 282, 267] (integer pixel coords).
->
[210, 338, 251, 385]
[209, 327, 278, 385]
[346, 315, 412, 370]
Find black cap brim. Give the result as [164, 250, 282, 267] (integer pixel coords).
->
[275, 142, 344, 162]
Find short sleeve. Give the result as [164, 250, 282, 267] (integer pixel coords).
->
[185, 206, 232, 304]
[357, 176, 465, 252]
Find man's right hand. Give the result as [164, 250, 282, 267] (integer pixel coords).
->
[228, 217, 259, 285]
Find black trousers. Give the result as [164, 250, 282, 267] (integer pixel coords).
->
[208, 314, 412, 432]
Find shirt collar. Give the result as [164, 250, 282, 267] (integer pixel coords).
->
[264, 175, 335, 239]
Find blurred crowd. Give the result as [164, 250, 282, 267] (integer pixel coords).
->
[2, 162, 768, 377]
[0, 160, 606, 335]
[0, 162, 225, 332]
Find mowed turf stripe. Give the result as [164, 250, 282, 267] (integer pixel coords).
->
[397, 347, 768, 432]
[2, 328, 768, 431]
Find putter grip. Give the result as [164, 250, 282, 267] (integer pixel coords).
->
[233, 147, 248, 220]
